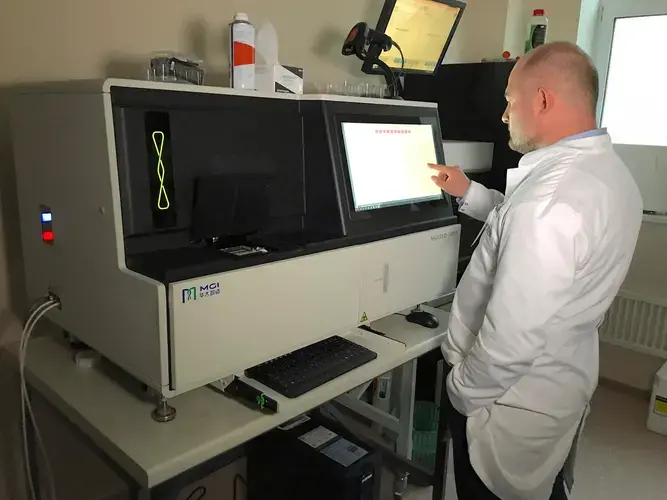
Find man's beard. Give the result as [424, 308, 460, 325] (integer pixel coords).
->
[508, 127, 537, 155]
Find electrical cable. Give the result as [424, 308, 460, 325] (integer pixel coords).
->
[21, 298, 59, 500]
[21, 299, 55, 500]
[390, 41, 406, 98]
[20, 296, 60, 500]
[27, 296, 51, 318]
[394, 42, 406, 77]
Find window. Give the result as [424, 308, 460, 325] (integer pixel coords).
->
[601, 15, 667, 147]
[594, 0, 667, 215]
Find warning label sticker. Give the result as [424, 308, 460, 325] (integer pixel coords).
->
[654, 396, 667, 416]
[360, 312, 368, 322]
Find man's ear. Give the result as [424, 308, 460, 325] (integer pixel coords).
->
[537, 87, 550, 113]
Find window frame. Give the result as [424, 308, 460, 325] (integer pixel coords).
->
[594, 0, 667, 122]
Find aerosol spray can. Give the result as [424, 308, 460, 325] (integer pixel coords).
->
[229, 13, 256, 90]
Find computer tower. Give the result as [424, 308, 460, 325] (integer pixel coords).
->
[247, 413, 381, 500]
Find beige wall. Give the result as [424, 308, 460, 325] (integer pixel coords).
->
[527, 0, 582, 45]
[503, 0, 583, 56]
[444, 0, 510, 63]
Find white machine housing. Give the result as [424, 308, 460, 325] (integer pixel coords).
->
[11, 79, 460, 397]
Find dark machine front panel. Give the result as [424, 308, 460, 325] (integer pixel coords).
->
[111, 89, 304, 245]
[110, 87, 457, 283]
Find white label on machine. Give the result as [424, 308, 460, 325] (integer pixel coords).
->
[298, 426, 338, 449]
[320, 438, 368, 467]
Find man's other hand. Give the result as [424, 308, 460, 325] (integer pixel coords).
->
[429, 164, 471, 198]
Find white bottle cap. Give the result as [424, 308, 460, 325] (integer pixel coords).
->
[234, 13, 249, 22]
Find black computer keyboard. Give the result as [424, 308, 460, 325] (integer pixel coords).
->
[245, 335, 378, 398]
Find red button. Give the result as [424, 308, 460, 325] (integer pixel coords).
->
[42, 231, 54, 242]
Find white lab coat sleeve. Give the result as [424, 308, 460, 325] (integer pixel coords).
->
[441, 310, 476, 366]
[447, 201, 583, 416]
[441, 290, 489, 367]
[458, 181, 505, 222]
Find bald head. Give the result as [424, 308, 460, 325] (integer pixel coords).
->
[518, 42, 599, 113]
[502, 42, 601, 154]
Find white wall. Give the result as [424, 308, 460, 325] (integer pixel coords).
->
[624, 222, 667, 297]
[577, 0, 601, 54]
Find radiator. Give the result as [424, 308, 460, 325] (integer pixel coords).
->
[599, 292, 667, 358]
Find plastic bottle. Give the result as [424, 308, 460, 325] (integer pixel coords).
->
[229, 13, 256, 90]
[525, 9, 548, 53]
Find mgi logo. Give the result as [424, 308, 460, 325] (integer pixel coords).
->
[181, 282, 220, 303]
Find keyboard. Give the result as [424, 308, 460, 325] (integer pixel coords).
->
[245, 335, 378, 398]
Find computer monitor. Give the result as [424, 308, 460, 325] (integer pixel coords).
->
[375, 0, 466, 74]
[341, 122, 442, 212]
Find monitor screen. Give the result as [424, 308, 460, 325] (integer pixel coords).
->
[341, 122, 442, 211]
[378, 0, 464, 73]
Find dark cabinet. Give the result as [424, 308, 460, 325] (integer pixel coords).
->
[404, 62, 524, 277]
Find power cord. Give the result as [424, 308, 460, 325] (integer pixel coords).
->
[388, 41, 406, 98]
[394, 41, 406, 78]
[182, 473, 246, 500]
[21, 294, 60, 500]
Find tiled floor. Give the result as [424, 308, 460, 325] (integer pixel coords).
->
[404, 385, 667, 499]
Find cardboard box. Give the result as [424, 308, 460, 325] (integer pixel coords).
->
[256, 64, 304, 94]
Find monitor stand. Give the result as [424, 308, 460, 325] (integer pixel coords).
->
[405, 305, 439, 329]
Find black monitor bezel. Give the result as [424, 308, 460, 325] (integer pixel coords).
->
[364, 0, 467, 76]
[323, 100, 453, 237]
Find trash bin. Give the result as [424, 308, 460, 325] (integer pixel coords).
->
[412, 401, 440, 469]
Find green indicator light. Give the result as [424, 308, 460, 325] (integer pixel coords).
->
[152, 131, 171, 211]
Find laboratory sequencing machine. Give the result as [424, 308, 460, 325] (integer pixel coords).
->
[10, 79, 461, 417]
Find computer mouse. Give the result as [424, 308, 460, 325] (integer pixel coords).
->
[405, 310, 440, 329]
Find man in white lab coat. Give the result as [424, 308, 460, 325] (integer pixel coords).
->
[429, 42, 643, 499]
